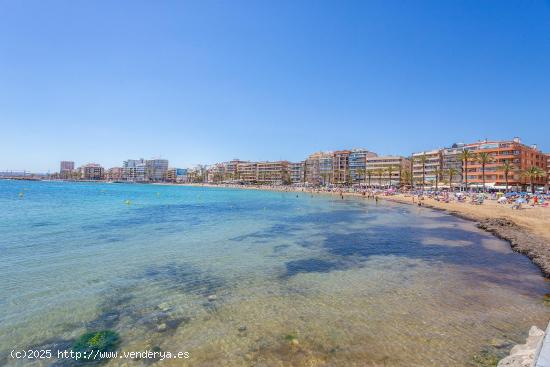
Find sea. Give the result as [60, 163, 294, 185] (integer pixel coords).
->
[0, 180, 548, 366]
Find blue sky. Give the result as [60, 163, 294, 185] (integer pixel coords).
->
[1, 0, 549, 172]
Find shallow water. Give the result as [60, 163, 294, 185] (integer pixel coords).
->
[0, 181, 548, 366]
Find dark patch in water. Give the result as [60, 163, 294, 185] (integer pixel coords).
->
[285, 258, 344, 277]
[143, 262, 226, 297]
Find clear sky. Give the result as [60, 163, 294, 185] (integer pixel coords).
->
[1, 0, 549, 172]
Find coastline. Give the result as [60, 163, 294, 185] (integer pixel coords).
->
[167, 182, 550, 278]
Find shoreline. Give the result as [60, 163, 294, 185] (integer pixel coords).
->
[171, 182, 550, 278]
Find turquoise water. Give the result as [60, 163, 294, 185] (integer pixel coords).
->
[0, 180, 548, 366]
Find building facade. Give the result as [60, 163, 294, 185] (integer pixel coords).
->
[349, 149, 377, 184]
[81, 163, 104, 180]
[289, 162, 305, 184]
[256, 161, 290, 185]
[60, 161, 75, 173]
[145, 159, 169, 181]
[412, 150, 443, 187]
[442, 144, 465, 186]
[365, 156, 411, 187]
[105, 167, 123, 181]
[332, 150, 351, 185]
[464, 138, 547, 189]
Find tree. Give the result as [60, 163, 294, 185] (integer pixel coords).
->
[459, 150, 475, 191]
[374, 168, 384, 188]
[446, 168, 459, 191]
[434, 168, 444, 191]
[521, 166, 545, 194]
[500, 161, 515, 193]
[355, 168, 365, 185]
[400, 169, 412, 188]
[476, 152, 494, 192]
[386, 165, 397, 188]
[365, 169, 373, 188]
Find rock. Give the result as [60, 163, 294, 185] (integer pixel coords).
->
[291, 338, 300, 346]
[207, 294, 217, 302]
[157, 323, 167, 332]
[497, 326, 545, 367]
[238, 326, 247, 332]
[158, 302, 172, 312]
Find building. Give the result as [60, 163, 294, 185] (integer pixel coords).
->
[349, 149, 378, 184]
[105, 167, 123, 181]
[412, 150, 443, 187]
[305, 151, 333, 185]
[81, 163, 104, 180]
[123, 159, 146, 181]
[464, 138, 547, 189]
[441, 143, 465, 186]
[166, 168, 188, 182]
[145, 159, 169, 181]
[547, 154, 550, 188]
[332, 150, 351, 185]
[236, 161, 257, 183]
[60, 161, 75, 173]
[256, 161, 290, 185]
[289, 162, 305, 184]
[366, 156, 411, 187]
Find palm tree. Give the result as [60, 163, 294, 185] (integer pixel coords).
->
[374, 168, 384, 188]
[521, 166, 546, 194]
[500, 161, 515, 193]
[446, 168, 459, 191]
[459, 150, 474, 191]
[400, 169, 412, 188]
[355, 168, 365, 186]
[365, 169, 373, 188]
[434, 168, 444, 191]
[386, 165, 397, 188]
[476, 152, 494, 192]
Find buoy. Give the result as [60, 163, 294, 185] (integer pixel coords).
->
[19, 192, 24, 198]
[125, 200, 132, 205]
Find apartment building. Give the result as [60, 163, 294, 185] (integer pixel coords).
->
[412, 150, 442, 187]
[256, 161, 290, 185]
[349, 149, 377, 184]
[547, 154, 550, 186]
[236, 161, 257, 183]
[442, 143, 465, 185]
[165, 168, 188, 183]
[305, 151, 333, 185]
[464, 138, 547, 189]
[105, 167, 123, 181]
[60, 161, 75, 173]
[332, 150, 351, 185]
[365, 156, 411, 187]
[289, 162, 305, 184]
[81, 163, 104, 180]
[145, 159, 169, 181]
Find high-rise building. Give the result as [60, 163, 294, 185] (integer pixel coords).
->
[289, 162, 305, 184]
[442, 144, 465, 186]
[123, 159, 146, 181]
[349, 149, 378, 184]
[332, 150, 351, 185]
[145, 159, 169, 181]
[464, 138, 547, 189]
[305, 151, 333, 185]
[80, 163, 104, 180]
[412, 149, 443, 187]
[60, 161, 75, 173]
[546, 153, 550, 187]
[366, 156, 411, 187]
